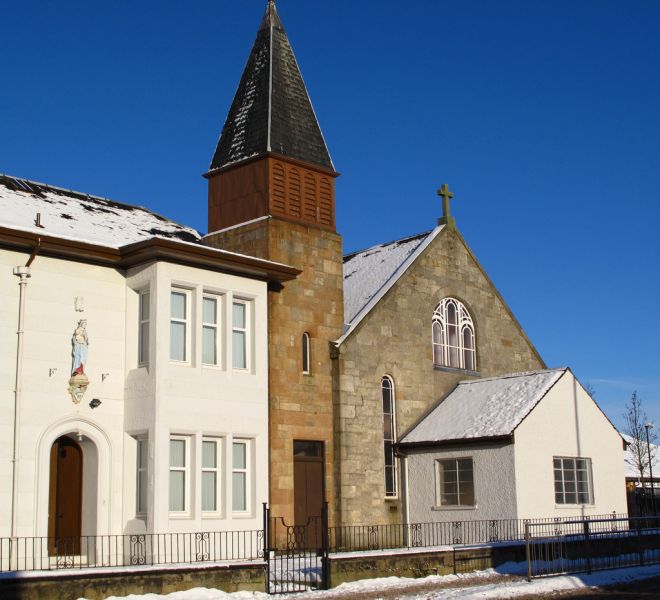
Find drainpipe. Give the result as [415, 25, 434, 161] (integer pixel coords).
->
[11, 241, 39, 538]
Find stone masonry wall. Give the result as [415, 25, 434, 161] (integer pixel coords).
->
[336, 226, 544, 526]
[205, 217, 344, 527]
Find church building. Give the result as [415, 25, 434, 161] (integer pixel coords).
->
[0, 0, 628, 560]
[201, 0, 626, 528]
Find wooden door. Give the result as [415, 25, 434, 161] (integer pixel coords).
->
[48, 436, 83, 555]
[293, 441, 324, 547]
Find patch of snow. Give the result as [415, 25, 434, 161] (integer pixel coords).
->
[339, 228, 443, 344]
[622, 433, 660, 479]
[77, 562, 660, 600]
[204, 216, 271, 238]
[0, 177, 200, 249]
[401, 369, 567, 443]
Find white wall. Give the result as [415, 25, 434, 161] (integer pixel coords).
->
[124, 261, 269, 534]
[513, 371, 627, 519]
[405, 442, 518, 524]
[0, 249, 126, 538]
[1, 247, 270, 541]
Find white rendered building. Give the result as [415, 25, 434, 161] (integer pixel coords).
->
[0, 175, 297, 556]
[399, 368, 628, 524]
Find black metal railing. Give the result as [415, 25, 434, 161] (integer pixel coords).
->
[0, 529, 264, 572]
[525, 515, 660, 579]
[328, 513, 622, 553]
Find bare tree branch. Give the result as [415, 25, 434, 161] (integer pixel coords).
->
[623, 390, 657, 480]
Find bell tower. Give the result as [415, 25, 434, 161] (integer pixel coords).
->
[203, 0, 343, 527]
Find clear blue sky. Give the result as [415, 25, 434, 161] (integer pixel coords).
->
[2, 1, 659, 433]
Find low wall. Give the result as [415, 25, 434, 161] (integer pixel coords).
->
[328, 542, 526, 587]
[0, 561, 265, 600]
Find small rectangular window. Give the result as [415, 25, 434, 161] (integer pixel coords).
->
[232, 301, 248, 369]
[232, 440, 249, 512]
[302, 333, 311, 374]
[169, 436, 189, 512]
[170, 291, 188, 362]
[138, 291, 150, 365]
[202, 296, 219, 366]
[554, 457, 593, 504]
[435, 457, 475, 507]
[136, 438, 148, 515]
[202, 439, 221, 513]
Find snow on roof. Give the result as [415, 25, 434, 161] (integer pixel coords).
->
[622, 434, 660, 479]
[400, 368, 567, 444]
[0, 174, 201, 249]
[340, 227, 443, 342]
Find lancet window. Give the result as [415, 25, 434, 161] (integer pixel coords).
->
[432, 298, 476, 371]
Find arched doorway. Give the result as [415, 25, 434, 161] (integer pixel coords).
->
[48, 435, 83, 555]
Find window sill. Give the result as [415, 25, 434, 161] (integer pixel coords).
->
[433, 365, 480, 377]
[384, 496, 399, 502]
[431, 505, 478, 511]
[202, 364, 224, 371]
[168, 513, 192, 519]
[554, 504, 595, 509]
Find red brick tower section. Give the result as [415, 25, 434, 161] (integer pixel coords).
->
[202, 1, 343, 528]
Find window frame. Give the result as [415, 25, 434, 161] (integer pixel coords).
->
[201, 437, 222, 515]
[170, 289, 190, 363]
[136, 437, 148, 517]
[202, 294, 220, 367]
[231, 299, 250, 370]
[432, 298, 477, 371]
[169, 435, 190, 515]
[302, 332, 311, 375]
[231, 439, 250, 514]
[381, 375, 398, 498]
[138, 290, 150, 366]
[553, 456, 594, 505]
[435, 457, 476, 508]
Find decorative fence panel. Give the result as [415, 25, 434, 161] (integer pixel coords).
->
[0, 530, 264, 573]
[328, 513, 621, 553]
[525, 515, 660, 579]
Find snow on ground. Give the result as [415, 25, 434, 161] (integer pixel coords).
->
[81, 562, 660, 600]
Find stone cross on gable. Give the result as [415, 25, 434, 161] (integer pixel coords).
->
[437, 183, 456, 227]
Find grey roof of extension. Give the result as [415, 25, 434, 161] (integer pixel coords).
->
[400, 369, 568, 445]
[209, 1, 334, 172]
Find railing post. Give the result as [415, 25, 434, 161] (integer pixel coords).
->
[321, 501, 330, 590]
[262, 502, 270, 594]
[637, 521, 645, 566]
[525, 522, 532, 582]
[583, 520, 592, 574]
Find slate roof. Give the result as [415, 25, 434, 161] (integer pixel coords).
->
[400, 369, 568, 445]
[0, 174, 201, 248]
[210, 1, 333, 171]
[340, 227, 444, 343]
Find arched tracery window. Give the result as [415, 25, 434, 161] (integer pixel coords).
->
[432, 298, 476, 371]
[382, 376, 397, 497]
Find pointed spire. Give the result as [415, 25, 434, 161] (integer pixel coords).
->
[209, 1, 334, 172]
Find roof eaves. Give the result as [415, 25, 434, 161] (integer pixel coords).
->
[397, 435, 513, 451]
[336, 225, 445, 346]
[120, 237, 300, 283]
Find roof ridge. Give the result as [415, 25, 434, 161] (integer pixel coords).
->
[457, 367, 567, 386]
[344, 230, 432, 261]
